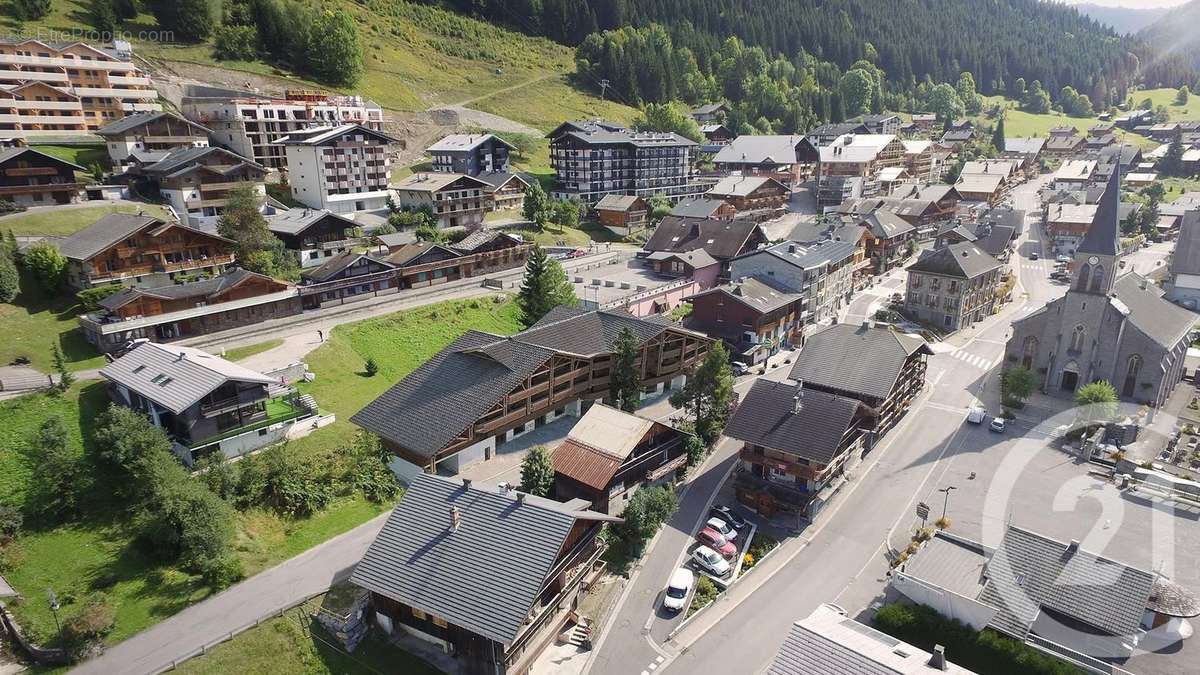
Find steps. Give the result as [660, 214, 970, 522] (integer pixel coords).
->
[295, 394, 319, 413]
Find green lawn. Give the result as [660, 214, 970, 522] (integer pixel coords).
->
[1160, 177, 1200, 201]
[501, 221, 625, 247]
[29, 144, 108, 171]
[1129, 87, 1199, 121]
[978, 95, 1152, 149]
[222, 339, 285, 362]
[0, 271, 107, 372]
[0, 203, 174, 237]
[173, 597, 441, 675]
[472, 75, 638, 132]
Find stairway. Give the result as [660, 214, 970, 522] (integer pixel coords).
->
[295, 394, 319, 414]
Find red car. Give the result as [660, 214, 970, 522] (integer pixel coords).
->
[697, 527, 736, 559]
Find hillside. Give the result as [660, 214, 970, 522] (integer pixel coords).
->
[1138, 0, 1200, 72]
[1069, 3, 1169, 34]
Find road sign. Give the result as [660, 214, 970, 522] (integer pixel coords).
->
[916, 502, 931, 521]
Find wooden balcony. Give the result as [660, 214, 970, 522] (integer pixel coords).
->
[0, 182, 79, 195]
[738, 447, 824, 481]
[4, 167, 61, 177]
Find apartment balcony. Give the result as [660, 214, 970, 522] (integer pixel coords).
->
[0, 113, 86, 125]
[199, 390, 271, 417]
[0, 70, 70, 83]
[69, 87, 158, 100]
[3, 166, 63, 177]
[157, 253, 235, 273]
[0, 54, 137, 70]
[184, 197, 231, 209]
[9, 100, 81, 111]
[738, 447, 826, 481]
[107, 75, 152, 86]
[0, 182, 80, 195]
[734, 469, 812, 508]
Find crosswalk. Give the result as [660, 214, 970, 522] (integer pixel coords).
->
[947, 348, 1000, 371]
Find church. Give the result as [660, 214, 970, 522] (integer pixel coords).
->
[1005, 170, 1196, 408]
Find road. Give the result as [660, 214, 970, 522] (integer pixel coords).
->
[587, 177, 1072, 675]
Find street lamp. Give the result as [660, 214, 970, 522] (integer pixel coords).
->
[938, 486, 958, 521]
[47, 588, 61, 634]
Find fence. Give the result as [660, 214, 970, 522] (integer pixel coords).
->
[1024, 634, 1137, 675]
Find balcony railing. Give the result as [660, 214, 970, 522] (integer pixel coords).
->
[734, 469, 812, 507]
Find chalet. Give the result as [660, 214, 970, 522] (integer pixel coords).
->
[954, 173, 1006, 204]
[476, 171, 531, 211]
[1001, 137, 1046, 170]
[1052, 159, 1098, 191]
[938, 129, 975, 148]
[859, 210, 917, 272]
[266, 208, 361, 268]
[427, 133, 513, 176]
[725, 380, 872, 519]
[831, 196, 946, 228]
[351, 306, 712, 474]
[643, 216, 767, 277]
[126, 146, 268, 229]
[385, 241, 475, 288]
[705, 175, 789, 219]
[96, 111, 210, 171]
[1045, 203, 1099, 255]
[0, 146, 82, 206]
[847, 113, 902, 136]
[816, 134, 905, 207]
[904, 242, 1003, 332]
[729, 239, 862, 325]
[900, 140, 939, 182]
[876, 167, 908, 194]
[300, 251, 398, 308]
[551, 404, 691, 515]
[392, 173, 490, 229]
[99, 341, 315, 463]
[806, 122, 869, 147]
[58, 212, 236, 290]
[700, 123, 735, 148]
[594, 194, 649, 236]
[789, 322, 931, 435]
[1097, 144, 1143, 172]
[369, 230, 530, 292]
[1044, 134, 1086, 157]
[909, 113, 938, 132]
[350, 473, 618, 675]
[642, 249, 721, 286]
[1087, 133, 1117, 150]
[960, 159, 1018, 184]
[689, 102, 728, 123]
[669, 198, 736, 220]
[78, 269, 300, 352]
[712, 135, 818, 186]
[685, 276, 805, 364]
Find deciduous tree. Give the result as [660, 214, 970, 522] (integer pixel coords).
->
[21, 243, 66, 292]
[1000, 366, 1036, 406]
[633, 101, 703, 143]
[522, 182, 554, 230]
[669, 341, 734, 443]
[147, 0, 218, 42]
[519, 445, 554, 497]
[305, 9, 364, 86]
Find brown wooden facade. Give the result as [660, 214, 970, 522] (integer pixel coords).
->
[0, 147, 81, 206]
[104, 275, 286, 320]
[66, 222, 236, 290]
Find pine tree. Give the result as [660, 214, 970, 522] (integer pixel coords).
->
[990, 115, 1006, 153]
[0, 248, 17, 304]
[516, 245, 577, 327]
[609, 327, 641, 411]
[51, 343, 74, 392]
[1160, 134, 1186, 177]
[519, 445, 554, 497]
[669, 341, 734, 443]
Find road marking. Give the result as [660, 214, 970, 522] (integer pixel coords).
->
[657, 656, 665, 663]
[948, 350, 997, 371]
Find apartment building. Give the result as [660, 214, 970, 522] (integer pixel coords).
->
[392, 172, 490, 229]
[0, 146, 83, 206]
[427, 133, 512, 176]
[547, 120, 701, 204]
[0, 39, 159, 135]
[96, 111, 211, 170]
[182, 89, 385, 170]
[127, 146, 268, 229]
[904, 242, 1003, 332]
[277, 124, 397, 213]
[816, 134, 905, 206]
[729, 239, 863, 325]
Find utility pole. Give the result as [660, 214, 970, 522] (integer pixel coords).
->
[938, 486, 958, 521]
[599, 79, 610, 99]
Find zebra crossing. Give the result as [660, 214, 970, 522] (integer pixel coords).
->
[945, 348, 1000, 371]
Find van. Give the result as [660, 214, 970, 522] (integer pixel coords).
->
[967, 407, 986, 424]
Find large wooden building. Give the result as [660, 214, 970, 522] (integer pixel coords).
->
[0, 147, 83, 206]
[352, 306, 712, 474]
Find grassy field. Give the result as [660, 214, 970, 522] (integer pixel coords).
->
[173, 597, 440, 675]
[471, 75, 639, 132]
[1130, 87, 1198, 121]
[222, 339, 284, 363]
[0, 202, 174, 237]
[1160, 176, 1200, 201]
[0, 271, 107, 372]
[29, 144, 109, 171]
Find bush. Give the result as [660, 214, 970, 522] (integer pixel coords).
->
[0, 504, 22, 544]
[616, 485, 678, 551]
[61, 596, 116, 661]
[213, 24, 259, 60]
[873, 603, 1079, 675]
[76, 284, 124, 312]
[13, 0, 52, 20]
[364, 357, 379, 377]
[347, 432, 401, 503]
[20, 243, 67, 292]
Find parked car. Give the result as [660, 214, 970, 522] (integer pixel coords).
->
[706, 517, 738, 541]
[709, 505, 747, 531]
[663, 567, 694, 613]
[1030, 252, 1039, 260]
[989, 417, 1007, 433]
[697, 527, 736, 558]
[1049, 271, 1069, 281]
[691, 545, 732, 577]
[731, 362, 750, 376]
[967, 407, 986, 424]
[1056, 255, 1072, 263]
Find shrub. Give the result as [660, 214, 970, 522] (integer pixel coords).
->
[20, 243, 67, 292]
[213, 24, 259, 60]
[935, 516, 952, 530]
[347, 432, 401, 503]
[61, 596, 116, 661]
[13, 0, 52, 20]
[0, 504, 22, 544]
[0, 247, 17, 303]
[742, 552, 755, 569]
[76, 284, 124, 312]
[364, 357, 379, 376]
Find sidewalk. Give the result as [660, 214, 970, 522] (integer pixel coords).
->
[71, 511, 392, 675]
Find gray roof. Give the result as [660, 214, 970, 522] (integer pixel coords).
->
[99, 342, 274, 415]
[724, 380, 866, 465]
[645, 248, 719, 269]
[862, 210, 915, 239]
[548, 120, 696, 148]
[1112, 273, 1198, 348]
[265, 208, 356, 236]
[1171, 210, 1200, 277]
[99, 269, 265, 311]
[741, 240, 859, 273]
[707, 175, 785, 198]
[138, 146, 264, 176]
[95, 111, 210, 137]
[274, 123, 398, 146]
[644, 216, 763, 261]
[978, 525, 1156, 638]
[689, 276, 800, 315]
[302, 251, 395, 283]
[56, 213, 168, 260]
[690, 103, 727, 116]
[671, 198, 728, 219]
[908, 242, 1002, 279]
[1078, 168, 1120, 256]
[594, 194, 645, 212]
[452, 229, 523, 253]
[900, 532, 988, 600]
[474, 171, 532, 190]
[974, 224, 1016, 258]
[789, 323, 931, 401]
[1003, 137, 1046, 155]
[349, 473, 603, 645]
[351, 307, 698, 458]
[0, 146, 84, 171]
[713, 135, 807, 165]
[426, 133, 515, 153]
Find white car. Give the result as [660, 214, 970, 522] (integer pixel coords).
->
[691, 545, 732, 577]
[706, 517, 738, 541]
[662, 567, 694, 613]
[990, 417, 1007, 433]
[967, 407, 986, 424]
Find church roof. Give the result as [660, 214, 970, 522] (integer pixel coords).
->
[1078, 166, 1120, 257]
[1112, 274, 1197, 349]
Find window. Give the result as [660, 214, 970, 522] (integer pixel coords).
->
[1069, 325, 1086, 352]
[411, 608, 427, 620]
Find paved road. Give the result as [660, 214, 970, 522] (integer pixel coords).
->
[72, 512, 391, 675]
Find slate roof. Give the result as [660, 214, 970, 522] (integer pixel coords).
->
[56, 213, 207, 261]
[384, 242, 460, 267]
[644, 216, 763, 261]
[94, 111, 210, 137]
[690, 103, 727, 116]
[475, 171, 532, 191]
[670, 198, 729, 219]
[1003, 137, 1046, 156]
[99, 342, 275, 415]
[0, 146, 84, 171]
[707, 175, 784, 198]
[303, 251, 395, 283]
[594, 194, 645, 212]
[547, 120, 696, 148]
[768, 604, 976, 675]
[1171, 209, 1200, 277]
[1113, 273, 1198, 348]
[940, 130, 974, 143]
[645, 248, 719, 269]
[744, 239, 859, 272]
[99, 269, 268, 310]
[954, 173, 1005, 197]
[265, 208, 356, 236]
[908, 242, 1001, 279]
[724, 380, 866, 465]
[452, 229, 523, 253]
[974, 224, 1016, 258]
[978, 525, 1156, 638]
[861, 210, 915, 239]
[689, 276, 801, 315]
[789, 323, 931, 401]
[394, 173, 492, 193]
[137, 146, 264, 177]
[349, 473, 607, 645]
[352, 308, 702, 458]
[713, 135, 807, 165]
[426, 133, 514, 153]
[274, 123, 398, 146]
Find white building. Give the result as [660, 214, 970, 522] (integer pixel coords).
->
[276, 124, 398, 214]
[95, 111, 211, 171]
[182, 91, 385, 171]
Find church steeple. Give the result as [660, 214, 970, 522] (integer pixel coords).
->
[1072, 158, 1121, 295]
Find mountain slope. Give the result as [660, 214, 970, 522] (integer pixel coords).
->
[1070, 3, 1170, 34]
[1138, 0, 1200, 71]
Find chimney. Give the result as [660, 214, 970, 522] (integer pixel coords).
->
[1067, 539, 1080, 554]
[497, 482, 510, 495]
[516, 492, 526, 504]
[929, 645, 948, 671]
[793, 391, 804, 415]
[787, 243, 797, 253]
[449, 506, 461, 532]
[462, 478, 472, 489]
